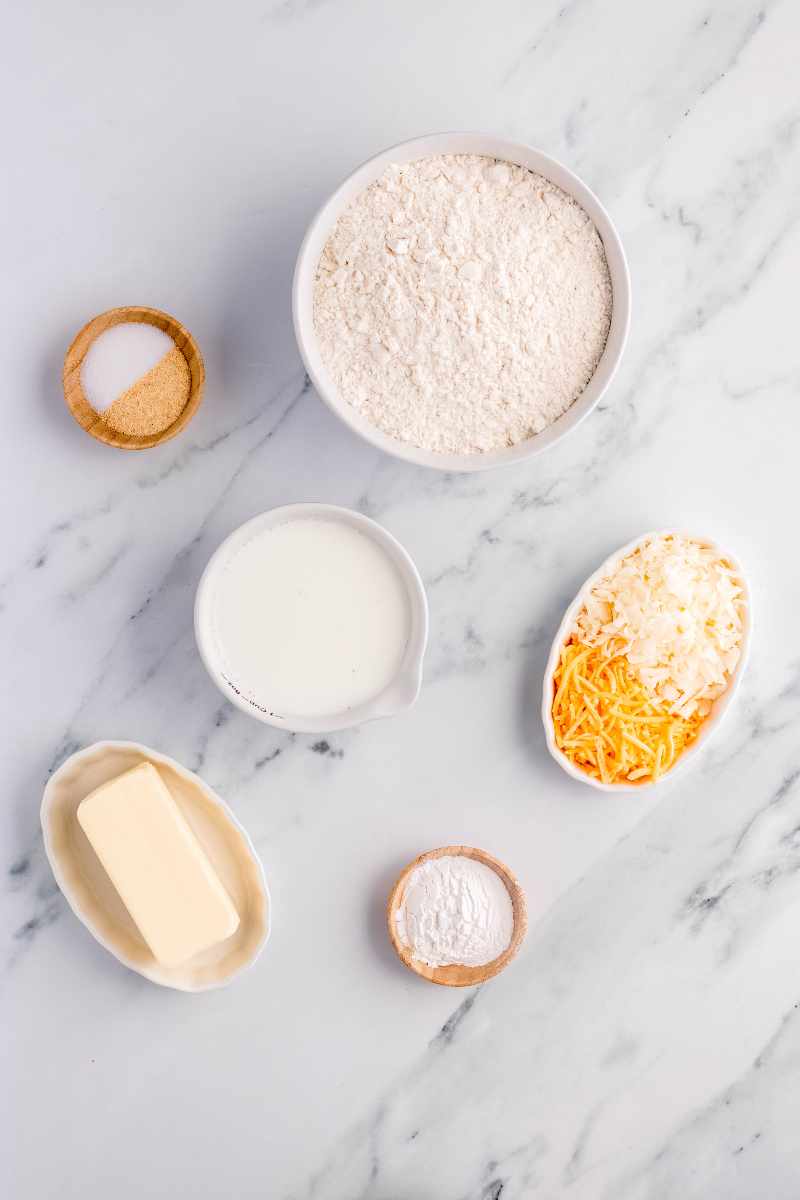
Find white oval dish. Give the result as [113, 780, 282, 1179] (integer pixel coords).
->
[41, 741, 270, 991]
[293, 130, 631, 473]
[541, 531, 752, 792]
[195, 503, 429, 733]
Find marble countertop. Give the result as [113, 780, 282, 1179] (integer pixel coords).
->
[4, 1, 799, 1196]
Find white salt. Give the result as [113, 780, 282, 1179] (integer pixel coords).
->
[81, 322, 174, 413]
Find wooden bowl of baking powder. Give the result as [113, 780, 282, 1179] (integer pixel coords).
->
[387, 845, 528, 987]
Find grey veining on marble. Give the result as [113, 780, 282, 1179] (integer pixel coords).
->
[4, 1, 800, 1197]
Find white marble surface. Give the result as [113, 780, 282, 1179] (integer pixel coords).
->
[4, 1, 799, 1196]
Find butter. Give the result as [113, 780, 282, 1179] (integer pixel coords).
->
[77, 762, 239, 967]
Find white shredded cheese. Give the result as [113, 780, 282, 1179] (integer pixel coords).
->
[575, 534, 745, 718]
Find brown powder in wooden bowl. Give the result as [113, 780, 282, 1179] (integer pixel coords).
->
[104, 346, 191, 438]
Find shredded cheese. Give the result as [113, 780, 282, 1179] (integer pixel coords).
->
[552, 640, 704, 785]
[575, 534, 745, 718]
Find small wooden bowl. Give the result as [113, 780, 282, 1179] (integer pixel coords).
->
[386, 845, 528, 987]
[63, 306, 205, 450]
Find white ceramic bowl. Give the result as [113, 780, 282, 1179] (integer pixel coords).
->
[542, 531, 752, 792]
[41, 740, 270, 992]
[195, 503, 429, 733]
[293, 131, 631, 472]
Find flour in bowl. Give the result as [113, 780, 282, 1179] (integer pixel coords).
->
[313, 154, 613, 455]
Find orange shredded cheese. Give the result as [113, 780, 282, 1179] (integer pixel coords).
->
[552, 639, 704, 785]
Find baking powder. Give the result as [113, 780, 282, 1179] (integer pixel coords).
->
[395, 854, 514, 968]
[313, 154, 613, 455]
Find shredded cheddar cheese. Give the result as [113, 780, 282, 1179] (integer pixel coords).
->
[552, 639, 704, 785]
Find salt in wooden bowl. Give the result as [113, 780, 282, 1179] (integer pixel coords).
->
[63, 305, 204, 450]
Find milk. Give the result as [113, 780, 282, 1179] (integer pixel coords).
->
[210, 518, 411, 718]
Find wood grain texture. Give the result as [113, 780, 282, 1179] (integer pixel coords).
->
[386, 845, 528, 987]
[63, 305, 204, 450]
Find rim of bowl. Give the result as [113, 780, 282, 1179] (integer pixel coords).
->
[40, 739, 271, 992]
[540, 530, 752, 793]
[292, 130, 631, 473]
[194, 503, 429, 733]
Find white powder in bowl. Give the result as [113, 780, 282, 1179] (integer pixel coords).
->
[313, 154, 613, 455]
[395, 854, 515, 968]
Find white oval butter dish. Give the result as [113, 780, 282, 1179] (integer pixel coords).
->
[41, 741, 270, 991]
[541, 531, 752, 792]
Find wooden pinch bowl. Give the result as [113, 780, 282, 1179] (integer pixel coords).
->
[386, 845, 528, 987]
[63, 305, 204, 449]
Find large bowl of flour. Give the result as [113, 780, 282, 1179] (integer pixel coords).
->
[293, 132, 630, 472]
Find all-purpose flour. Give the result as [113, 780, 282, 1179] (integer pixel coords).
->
[313, 154, 613, 455]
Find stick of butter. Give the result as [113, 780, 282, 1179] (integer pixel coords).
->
[77, 762, 240, 967]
